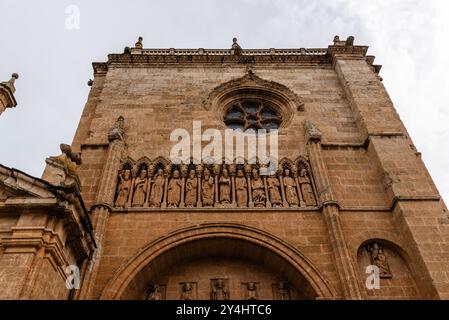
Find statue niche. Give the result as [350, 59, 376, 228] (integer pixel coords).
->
[235, 169, 248, 207]
[251, 169, 266, 208]
[114, 167, 132, 208]
[298, 168, 316, 206]
[272, 282, 291, 300]
[113, 157, 318, 209]
[147, 284, 165, 300]
[149, 168, 165, 208]
[283, 168, 299, 207]
[211, 279, 229, 300]
[219, 168, 231, 205]
[167, 170, 182, 208]
[132, 166, 148, 207]
[267, 173, 282, 207]
[366, 242, 392, 278]
[244, 282, 259, 300]
[185, 169, 198, 207]
[202, 168, 214, 207]
[180, 282, 196, 300]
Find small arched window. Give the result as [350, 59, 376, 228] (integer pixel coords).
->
[224, 100, 282, 131]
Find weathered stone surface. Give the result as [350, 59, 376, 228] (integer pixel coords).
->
[1, 37, 448, 300]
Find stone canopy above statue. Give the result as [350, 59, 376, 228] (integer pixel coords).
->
[113, 156, 318, 210]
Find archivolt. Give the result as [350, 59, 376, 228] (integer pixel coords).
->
[100, 223, 336, 299]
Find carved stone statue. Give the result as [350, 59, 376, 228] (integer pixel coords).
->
[304, 119, 322, 142]
[115, 169, 132, 207]
[211, 279, 229, 300]
[367, 242, 392, 278]
[202, 169, 214, 207]
[108, 116, 125, 142]
[180, 283, 194, 300]
[149, 169, 165, 207]
[245, 282, 259, 300]
[148, 284, 163, 300]
[251, 169, 266, 208]
[298, 168, 317, 206]
[235, 169, 248, 207]
[283, 169, 299, 207]
[231, 37, 242, 55]
[275, 282, 291, 300]
[167, 170, 182, 208]
[185, 169, 198, 207]
[219, 168, 231, 205]
[132, 169, 148, 207]
[135, 36, 143, 49]
[267, 173, 282, 207]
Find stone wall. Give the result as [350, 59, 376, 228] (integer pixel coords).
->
[68, 43, 449, 300]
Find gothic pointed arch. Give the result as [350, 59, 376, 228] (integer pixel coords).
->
[279, 157, 295, 171]
[100, 223, 337, 300]
[119, 157, 136, 172]
[134, 156, 152, 177]
[151, 156, 171, 170]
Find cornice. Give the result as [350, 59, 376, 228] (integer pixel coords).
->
[91, 40, 381, 74]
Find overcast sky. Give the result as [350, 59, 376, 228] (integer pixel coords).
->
[0, 0, 448, 203]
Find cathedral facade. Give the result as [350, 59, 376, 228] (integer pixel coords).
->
[1, 36, 449, 300]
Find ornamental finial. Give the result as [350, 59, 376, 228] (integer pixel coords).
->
[231, 37, 242, 55]
[135, 36, 143, 49]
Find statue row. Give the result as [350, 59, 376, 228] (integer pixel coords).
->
[148, 280, 291, 300]
[114, 162, 317, 209]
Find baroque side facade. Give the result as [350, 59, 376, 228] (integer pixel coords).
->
[1, 36, 448, 300]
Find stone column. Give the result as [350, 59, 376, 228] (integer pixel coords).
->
[229, 164, 237, 208]
[144, 164, 155, 208]
[196, 164, 203, 208]
[292, 167, 306, 208]
[278, 169, 288, 208]
[213, 165, 221, 207]
[245, 164, 254, 208]
[179, 165, 188, 208]
[161, 164, 171, 209]
[261, 165, 271, 208]
[126, 176, 135, 208]
[305, 120, 362, 299]
[78, 116, 126, 299]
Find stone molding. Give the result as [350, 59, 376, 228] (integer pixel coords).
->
[100, 223, 337, 299]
